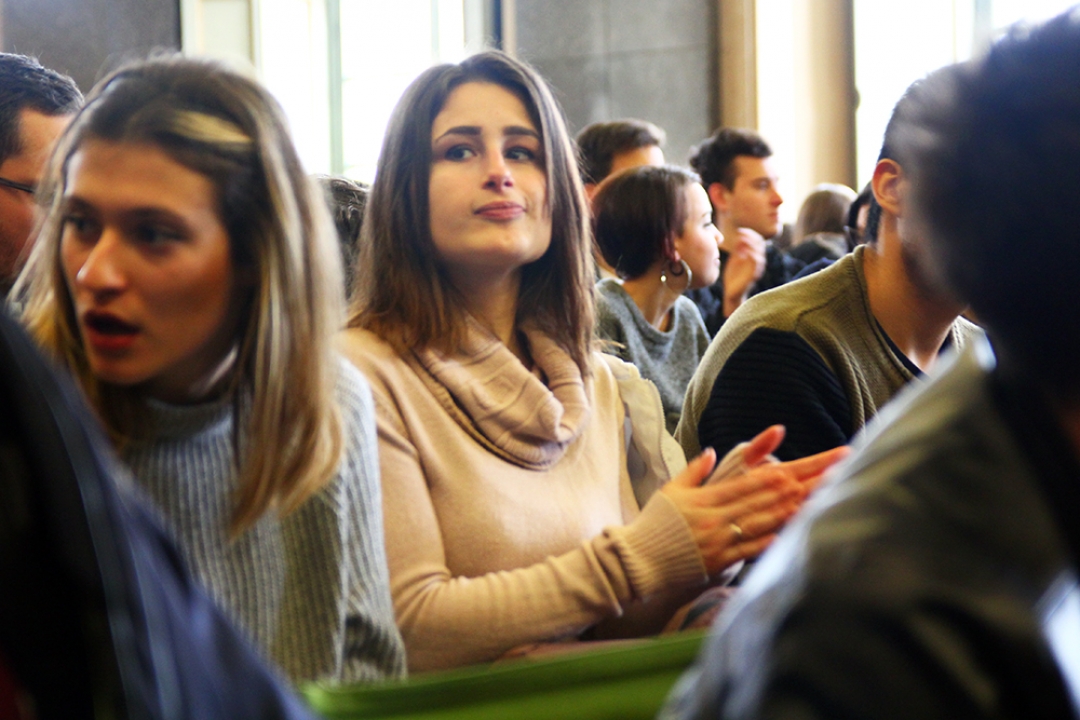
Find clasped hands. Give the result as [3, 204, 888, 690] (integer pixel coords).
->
[660, 425, 849, 576]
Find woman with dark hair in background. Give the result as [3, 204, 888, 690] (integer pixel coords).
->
[339, 51, 847, 672]
[788, 182, 857, 266]
[592, 165, 719, 433]
[14, 56, 405, 684]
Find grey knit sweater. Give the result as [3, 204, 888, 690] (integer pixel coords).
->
[596, 279, 711, 434]
[123, 358, 406, 684]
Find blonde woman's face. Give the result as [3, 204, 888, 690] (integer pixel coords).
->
[427, 82, 551, 290]
[60, 139, 245, 403]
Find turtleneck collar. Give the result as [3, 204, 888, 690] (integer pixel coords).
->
[411, 316, 592, 469]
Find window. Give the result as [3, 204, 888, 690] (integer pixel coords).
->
[332, 0, 470, 180]
[182, 0, 498, 179]
[853, 0, 1077, 189]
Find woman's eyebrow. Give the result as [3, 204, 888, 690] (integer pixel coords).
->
[504, 126, 540, 139]
[434, 125, 540, 142]
[435, 126, 480, 141]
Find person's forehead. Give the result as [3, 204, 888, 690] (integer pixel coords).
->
[609, 144, 664, 175]
[732, 155, 776, 184]
[14, 108, 71, 156]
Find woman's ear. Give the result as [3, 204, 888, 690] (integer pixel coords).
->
[668, 233, 683, 263]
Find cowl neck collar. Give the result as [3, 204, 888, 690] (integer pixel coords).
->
[410, 316, 592, 469]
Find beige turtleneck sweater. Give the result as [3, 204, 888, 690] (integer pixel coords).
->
[338, 323, 707, 672]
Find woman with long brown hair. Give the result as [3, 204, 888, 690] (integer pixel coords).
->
[340, 51, 846, 672]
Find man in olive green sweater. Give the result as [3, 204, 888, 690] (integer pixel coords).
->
[676, 81, 981, 462]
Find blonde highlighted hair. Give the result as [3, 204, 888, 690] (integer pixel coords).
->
[15, 56, 345, 535]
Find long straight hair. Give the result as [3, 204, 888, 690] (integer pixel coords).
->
[348, 51, 595, 373]
[16, 56, 345, 535]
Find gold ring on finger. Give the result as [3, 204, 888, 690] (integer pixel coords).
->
[729, 521, 745, 541]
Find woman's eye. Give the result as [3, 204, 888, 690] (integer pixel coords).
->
[505, 146, 537, 162]
[62, 214, 98, 238]
[136, 224, 183, 246]
[444, 145, 477, 161]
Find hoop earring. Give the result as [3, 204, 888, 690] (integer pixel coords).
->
[660, 259, 693, 294]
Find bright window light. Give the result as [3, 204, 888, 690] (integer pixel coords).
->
[339, 0, 467, 182]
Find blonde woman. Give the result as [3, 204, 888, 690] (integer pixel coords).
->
[339, 52, 847, 672]
[14, 57, 405, 683]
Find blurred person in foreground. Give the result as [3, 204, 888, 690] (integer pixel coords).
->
[662, 9, 1080, 719]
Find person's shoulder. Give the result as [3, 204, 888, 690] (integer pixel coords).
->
[595, 279, 632, 313]
[673, 295, 707, 324]
[596, 277, 625, 296]
[592, 349, 640, 382]
[735, 251, 859, 331]
[334, 355, 375, 415]
[338, 326, 396, 359]
[337, 327, 407, 377]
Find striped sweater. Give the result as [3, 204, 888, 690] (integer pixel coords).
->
[676, 246, 982, 461]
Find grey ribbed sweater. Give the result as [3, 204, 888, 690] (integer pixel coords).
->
[596, 279, 711, 434]
[123, 358, 406, 684]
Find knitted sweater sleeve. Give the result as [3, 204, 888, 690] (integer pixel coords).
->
[696, 327, 852, 462]
[335, 362, 408, 681]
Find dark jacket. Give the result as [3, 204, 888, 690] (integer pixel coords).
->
[0, 313, 319, 719]
[662, 337, 1080, 719]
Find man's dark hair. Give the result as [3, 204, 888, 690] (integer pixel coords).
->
[899, 10, 1080, 393]
[0, 53, 82, 166]
[864, 76, 932, 245]
[688, 127, 771, 190]
[319, 175, 370, 299]
[575, 119, 665, 184]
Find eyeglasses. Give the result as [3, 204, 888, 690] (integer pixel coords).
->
[0, 176, 36, 195]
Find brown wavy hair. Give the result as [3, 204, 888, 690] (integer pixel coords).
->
[347, 51, 595, 373]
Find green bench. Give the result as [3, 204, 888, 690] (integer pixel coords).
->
[303, 631, 705, 720]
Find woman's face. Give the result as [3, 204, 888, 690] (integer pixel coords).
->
[60, 139, 245, 403]
[427, 81, 551, 290]
[674, 182, 723, 289]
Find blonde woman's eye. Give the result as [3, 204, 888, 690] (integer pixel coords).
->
[136, 224, 183, 246]
[62, 214, 98, 238]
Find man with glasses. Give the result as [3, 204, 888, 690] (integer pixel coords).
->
[0, 53, 81, 297]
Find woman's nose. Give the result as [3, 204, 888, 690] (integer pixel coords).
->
[75, 232, 127, 295]
[483, 152, 514, 190]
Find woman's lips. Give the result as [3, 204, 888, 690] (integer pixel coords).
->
[475, 201, 525, 221]
[82, 311, 140, 353]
